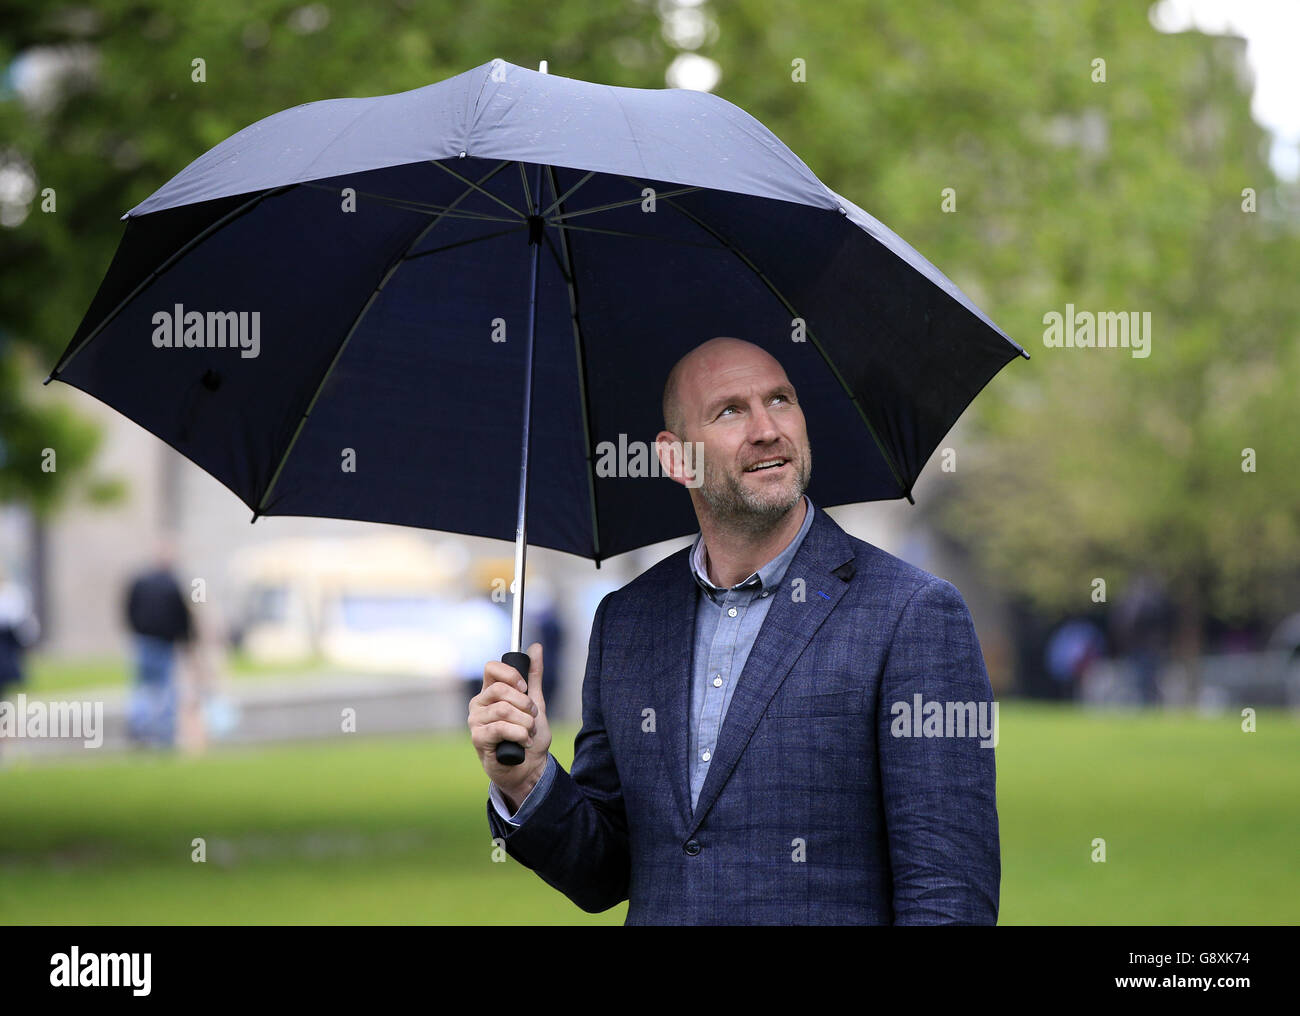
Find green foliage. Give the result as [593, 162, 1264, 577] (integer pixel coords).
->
[0, 344, 103, 513]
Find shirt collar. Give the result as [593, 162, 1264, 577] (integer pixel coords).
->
[689, 495, 815, 599]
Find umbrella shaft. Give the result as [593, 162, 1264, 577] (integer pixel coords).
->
[510, 161, 545, 653]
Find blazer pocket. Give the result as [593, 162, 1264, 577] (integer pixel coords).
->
[765, 689, 858, 718]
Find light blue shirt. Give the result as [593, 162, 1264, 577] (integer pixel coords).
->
[686, 495, 814, 808]
[491, 496, 815, 824]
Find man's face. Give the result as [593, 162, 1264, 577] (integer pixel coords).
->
[676, 344, 811, 529]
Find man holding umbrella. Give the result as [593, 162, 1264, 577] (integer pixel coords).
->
[469, 336, 1000, 925]
[45, 57, 1018, 923]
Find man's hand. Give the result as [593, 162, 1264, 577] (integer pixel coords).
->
[468, 641, 552, 812]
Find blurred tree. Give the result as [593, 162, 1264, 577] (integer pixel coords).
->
[701, 0, 1300, 657]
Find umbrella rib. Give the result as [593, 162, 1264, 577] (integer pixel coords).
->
[540, 170, 595, 218]
[540, 229, 572, 285]
[298, 182, 522, 223]
[401, 225, 527, 262]
[47, 185, 297, 382]
[431, 159, 529, 220]
[542, 165, 602, 562]
[654, 188, 916, 504]
[255, 162, 516, 516]
[372, 204, 518, 225]
[517, 161, 534, 215]
[547, 186, 703, 221]
[544, 221, 727, 250]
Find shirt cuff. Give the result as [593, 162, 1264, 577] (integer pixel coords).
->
[489, 754, 557, 827]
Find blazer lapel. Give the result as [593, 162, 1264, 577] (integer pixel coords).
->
[686, 509, 857, 835]
[648, 552, 698, 831]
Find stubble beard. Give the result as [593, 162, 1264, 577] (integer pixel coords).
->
[696, 440, 812, 537]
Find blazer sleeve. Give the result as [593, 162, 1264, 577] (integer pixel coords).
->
[876, 577, 1001, 925]
[485, 591, 631, 913]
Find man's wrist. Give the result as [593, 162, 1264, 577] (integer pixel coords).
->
[497, 767, 543, 815]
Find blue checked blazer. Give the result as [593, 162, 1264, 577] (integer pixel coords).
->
[487, 507, 1000, 925]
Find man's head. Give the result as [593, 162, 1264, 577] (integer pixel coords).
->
[657, 337, 811, 534]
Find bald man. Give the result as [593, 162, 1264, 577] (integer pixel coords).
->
[469, 337, 1000, 925]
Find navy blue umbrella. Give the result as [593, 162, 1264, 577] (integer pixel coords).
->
[49, 58, 1028, 763]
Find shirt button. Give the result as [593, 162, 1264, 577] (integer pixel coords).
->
[761, 590, 770, 597]
[701, 750, 712, 762]
[713, 676, 723, 688]
[727, 607, 738, 617]
[684, 839, 701, 856]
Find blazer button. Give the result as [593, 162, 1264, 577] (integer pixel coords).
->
[683, 839, 701, 856]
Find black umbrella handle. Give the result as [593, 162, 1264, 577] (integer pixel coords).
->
[494, 651, 531, 766]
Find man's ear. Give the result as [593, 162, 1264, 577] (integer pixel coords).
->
[655, 430, 694, 488]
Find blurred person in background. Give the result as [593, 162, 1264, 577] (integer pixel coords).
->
[0, 562, 41, 757]
[1044, 617, 1108, 700]
[123, 536, 194, 747]
[177, 597, 238, 754]
[1110, 573, 1177, 707]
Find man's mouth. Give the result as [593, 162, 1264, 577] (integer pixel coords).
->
[744, 458, 788, 474]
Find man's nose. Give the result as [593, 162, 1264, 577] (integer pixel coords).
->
[748, 403, 782, 442]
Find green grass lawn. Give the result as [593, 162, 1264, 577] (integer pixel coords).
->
[1, 703, 1296, 924]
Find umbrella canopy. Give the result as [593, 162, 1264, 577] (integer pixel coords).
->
[50, 57, 1027, 566]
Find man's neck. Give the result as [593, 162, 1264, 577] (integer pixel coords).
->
[698, 496, 808, 588]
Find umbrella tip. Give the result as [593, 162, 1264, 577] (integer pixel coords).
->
[538, 60, 548, 74]
[42, 373, 54, 385]
[1020, 347, 1032, 360]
